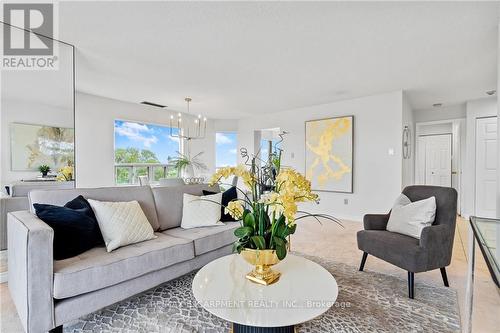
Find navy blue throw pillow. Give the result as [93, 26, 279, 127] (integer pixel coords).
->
[203, 186, 239, 222]
[34, 196, 103, 260]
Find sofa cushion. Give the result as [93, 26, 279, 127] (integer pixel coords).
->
[163, 223, 238, 255]
[357, 230, 428, 272]
[53, 233, 194, 299]
[152, 184, 220, 230]
[29, 186, 160, 231]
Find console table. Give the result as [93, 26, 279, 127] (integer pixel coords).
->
[192, 254, 338, 332]
[464, 216, 499, 333]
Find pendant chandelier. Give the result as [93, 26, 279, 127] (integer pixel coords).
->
[169, 97, 207, 140]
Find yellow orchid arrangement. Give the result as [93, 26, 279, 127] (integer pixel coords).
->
[208, 134, 340, 260]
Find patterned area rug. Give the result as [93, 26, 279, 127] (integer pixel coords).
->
[65, 254, 461, 333]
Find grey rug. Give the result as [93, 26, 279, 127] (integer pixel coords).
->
[65, 254, 461, 333]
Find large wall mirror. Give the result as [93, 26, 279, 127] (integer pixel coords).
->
[0, 23, 75, 193]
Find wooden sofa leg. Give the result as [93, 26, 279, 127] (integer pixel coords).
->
[408, 272, 414, 299]
[440, 267, 449, 287]
[359, 252, 368, 271]
[49, 325, 63, 333]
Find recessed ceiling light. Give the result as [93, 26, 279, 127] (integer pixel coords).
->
[140, 101, 167, 108]
[432, 103, 442, 107]
[486, 90, 496, 96]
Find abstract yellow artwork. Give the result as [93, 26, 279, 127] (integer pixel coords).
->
[305, 116, 353, 192]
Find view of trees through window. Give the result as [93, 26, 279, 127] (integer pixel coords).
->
[114, 120, 180, 184]
[215, 132, 237, 168]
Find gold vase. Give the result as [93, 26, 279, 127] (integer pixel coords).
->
[240, 249, 281, 286]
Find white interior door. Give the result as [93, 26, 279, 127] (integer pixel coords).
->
[475, 117, 497, 218]
[424, 134, 452, 187]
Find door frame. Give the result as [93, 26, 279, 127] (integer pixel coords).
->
[474, 116, 498, 217]
[415, 119, 464, 215]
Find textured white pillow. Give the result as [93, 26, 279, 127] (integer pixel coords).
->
[88, 199, 156, 252]
[181, 192, 223, 229]
[386, 194, 436, 239]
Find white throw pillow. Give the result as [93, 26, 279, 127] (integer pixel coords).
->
[181, 192, 223, 229]
[88, 199, 156, 252]
[386, 194, 436, 239]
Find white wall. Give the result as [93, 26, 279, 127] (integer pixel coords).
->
[237, 91, 405, 221]
[75, 92, 215, 188]
[463, 97, 498, 218]
[414, 104, 466, 123]
[402, 92, 415, 187]
[497, 23, 500, 219]
[0, 99, 73, 187]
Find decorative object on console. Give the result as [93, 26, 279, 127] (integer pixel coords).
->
[180, 192, 223, 229]
[57, 163, 74, 181]
[209, 133, 341, 285]
[38, 164, 51, 177]
[88, 199, 156, 252]
[33, 195, 103, 260]
[184, 177, 205, 184]
[10, 123, 74, 171]
[169, 97, 207, 140]
[305, 116, 354, 193]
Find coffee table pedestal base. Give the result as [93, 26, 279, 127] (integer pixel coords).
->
[232, 323, 295, 333]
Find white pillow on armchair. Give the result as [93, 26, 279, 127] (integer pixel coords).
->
[386, 194, 437, 239]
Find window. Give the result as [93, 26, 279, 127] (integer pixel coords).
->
[215, 132, 237, 168]
[114, 120, 180, 185]
[260, 138, 278, 166]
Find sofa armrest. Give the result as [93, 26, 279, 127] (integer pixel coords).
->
[363, 213, 390, 230]
[8, 211, 55, 333]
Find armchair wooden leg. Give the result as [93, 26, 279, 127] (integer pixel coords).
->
[408, 272, 414, 299]
[359, 252, 368, 271]
[49, 325, 63, 333]
[440, 267, 449, 287]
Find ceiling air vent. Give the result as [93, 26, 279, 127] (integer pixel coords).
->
[140, 101, 167, 108]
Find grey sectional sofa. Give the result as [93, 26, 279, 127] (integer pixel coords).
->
[7, 184, 238, 333]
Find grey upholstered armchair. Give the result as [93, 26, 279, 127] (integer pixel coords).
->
[357, 185, 458, 299]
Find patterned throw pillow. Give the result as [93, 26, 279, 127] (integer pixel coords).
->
[88, 199, 156, 252]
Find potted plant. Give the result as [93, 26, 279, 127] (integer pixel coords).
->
[208, 135, 341, 285]
[38, 165, 51, 177]
[170, 151, 208, 178]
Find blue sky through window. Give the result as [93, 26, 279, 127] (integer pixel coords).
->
[216, 132, 237, 167]
[114, 120, 180, 163]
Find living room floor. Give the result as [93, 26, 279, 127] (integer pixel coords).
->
[0, 217, 498, 333]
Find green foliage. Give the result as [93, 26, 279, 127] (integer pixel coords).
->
[38, 165, 50, 173]
[233, 204, 296, 260]
[115, 148, 160, 164]
[114, 148, 180, 184]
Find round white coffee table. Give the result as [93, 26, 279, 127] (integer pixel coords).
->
[192, 254, 338, 333]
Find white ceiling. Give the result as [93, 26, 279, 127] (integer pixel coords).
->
[58, 1, 499, 119]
